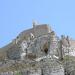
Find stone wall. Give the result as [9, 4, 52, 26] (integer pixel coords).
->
[18, 24, 51, 42]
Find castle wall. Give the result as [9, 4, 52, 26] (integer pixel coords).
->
[33, 24, 51, 37]
[19, 24, 51, 41]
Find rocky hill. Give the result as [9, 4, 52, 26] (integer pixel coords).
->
[0, 22, 75, 75]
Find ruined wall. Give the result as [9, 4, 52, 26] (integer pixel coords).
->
[33, 24, 51, 37]
[69, 39, 75, 48]
[18, 24, 51, 42]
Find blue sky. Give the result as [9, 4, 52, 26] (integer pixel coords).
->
[0, 0, 75, 47]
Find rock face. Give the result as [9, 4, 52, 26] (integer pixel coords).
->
[6, 44, 21, 60]
[0, 24, 53, 60]
[0, 23, 73, 60]
[40, 58, 64, 75]
[1, 22, 75, 75]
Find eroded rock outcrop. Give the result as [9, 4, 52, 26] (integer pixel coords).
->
[0, 22, 75, 75]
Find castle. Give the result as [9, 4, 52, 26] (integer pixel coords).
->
[0, 22, 75, 60]
[0, 23, 52, 60]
